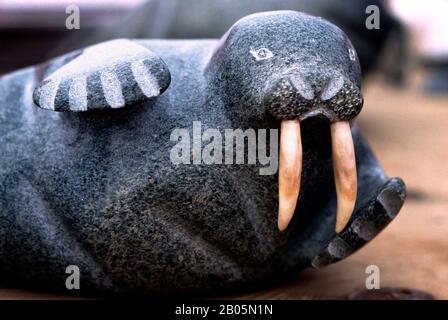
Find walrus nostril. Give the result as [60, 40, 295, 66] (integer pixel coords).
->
[289, 75, 314, 100]
[321, 76, 345, 100]
[263, 76, 312, 120]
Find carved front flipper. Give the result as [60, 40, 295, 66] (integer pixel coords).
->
[33, 39, 171, 112]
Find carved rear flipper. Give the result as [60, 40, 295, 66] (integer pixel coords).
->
[311, 162, 406, 268]
[304, 124, 406, 268]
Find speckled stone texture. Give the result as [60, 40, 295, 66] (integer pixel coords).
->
[0, 11, 405, 295]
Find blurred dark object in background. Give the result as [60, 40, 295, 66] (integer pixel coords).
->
[421, 60, 448, 95]
[0, 1, 133, 75]
[389, 0, 448, 94]
[0, 0, 407, 83]
[58, 0, 407, 79]
[349, 287, 436, 300]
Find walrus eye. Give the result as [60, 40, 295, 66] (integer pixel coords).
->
[249, 47, 274, 61]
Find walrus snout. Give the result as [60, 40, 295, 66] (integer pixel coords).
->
[264, 71, 363, 123]
[267, 72, 361, 233]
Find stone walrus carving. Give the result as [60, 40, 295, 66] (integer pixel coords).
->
[0, 11, 406, 295]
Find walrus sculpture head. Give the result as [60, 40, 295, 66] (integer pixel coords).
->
[0, 11, 405, 295]
[207, 11, 363, 232]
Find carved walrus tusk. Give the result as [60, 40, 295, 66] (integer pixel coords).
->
[331, 121, 357, 233]
[278, 120, 302, 231]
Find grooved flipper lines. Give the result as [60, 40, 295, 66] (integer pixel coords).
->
[69, 75, 88, 111]
[32, 39, 171, 112]
[100, 70, 125, 109]
[131, 60, 160, 98]
[39, 79, 60, 111]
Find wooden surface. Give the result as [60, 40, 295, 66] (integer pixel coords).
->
[1, 77, 447, 299]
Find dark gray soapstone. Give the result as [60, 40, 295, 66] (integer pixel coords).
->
[0, 11, 405, 295]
